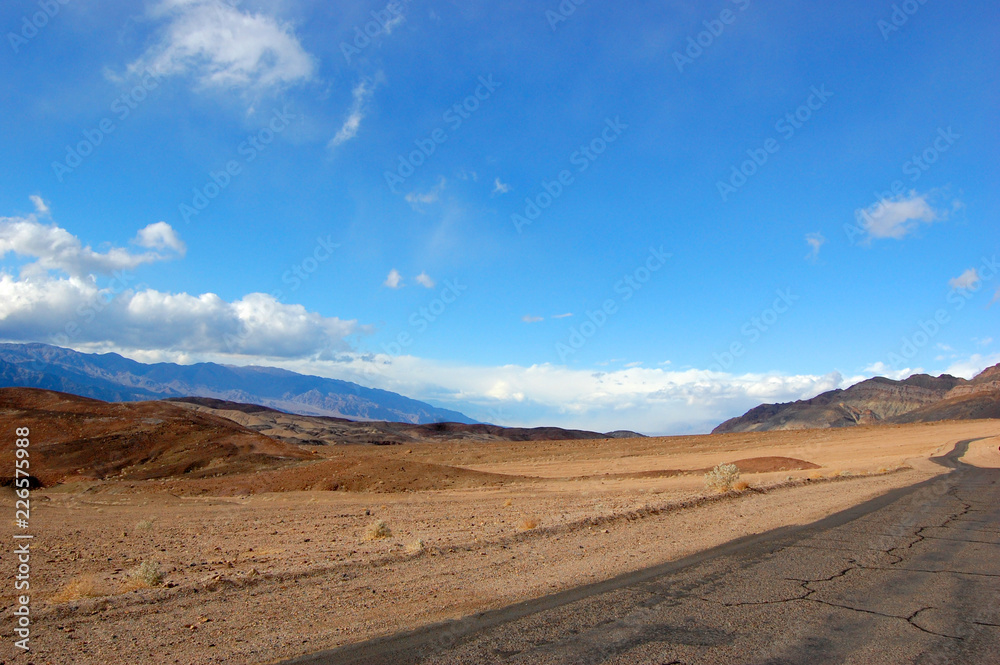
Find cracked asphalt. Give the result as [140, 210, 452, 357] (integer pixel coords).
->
[283, 440, 1000, 665]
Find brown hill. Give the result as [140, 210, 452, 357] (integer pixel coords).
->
[713, 364, 1000, 433]
[166, 397, 642, 446]
[0, 388, 314, 486]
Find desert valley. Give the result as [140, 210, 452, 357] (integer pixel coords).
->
[2, 358, 999, 664]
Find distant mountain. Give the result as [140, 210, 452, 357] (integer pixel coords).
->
[713, 365, 1000, 433]
[0, 343, 477, 425]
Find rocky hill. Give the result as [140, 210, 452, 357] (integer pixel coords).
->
[713, 365, 1000, 433]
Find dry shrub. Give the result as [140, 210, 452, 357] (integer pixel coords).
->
[135, 519, 154, 531]
[704, 463, 740, 492]
[732, 480, 751, 492]
[518, 518, 539, 531]
[365, 520, 392, 540]
[122, 560, 163, 591]
[405, 539, 425, 554]
[51, 575, 101, 603]
[877, 467, 888, 474]
[808, 471, 824, 480]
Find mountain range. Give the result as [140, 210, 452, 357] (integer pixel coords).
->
[0, 342, 475, 425]
[713, 364, 1000, 433]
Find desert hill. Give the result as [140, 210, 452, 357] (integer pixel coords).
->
[0, 388, 313, 486]
[168, 396, 645, 446]
[714, 364, 1000, 433]
[0, 342, 476, 424]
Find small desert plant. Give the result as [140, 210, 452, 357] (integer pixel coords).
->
[732, 480, 751, 492]
[518, 518, 539, 531]
[135, 519, 155, 531]
[52, 575, 101, 603]
[365, 520, 392, 540]
[125, 560, 163, 589]
[704, 463, 740, 492]
[405, 539, 425, 554]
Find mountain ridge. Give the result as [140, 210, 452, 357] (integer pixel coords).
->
[0, 342, 477, 425]
[713, 365, 1000, 433]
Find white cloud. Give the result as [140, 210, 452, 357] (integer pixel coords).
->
[275, 355, 856, 434]
[129, 0, 315, 91]
[853, 191, 953, 242]
[492, 178, 510, 195]
[405, 177, 447, 208]
[383, 269, 403, 289]
[552, 313, 573, 319]
[804, 231, 825, 260]
[943, 353, 1000, 380]
[415, 272, 435, 288]
[0, 201, 364, 358]
[133, 221, 186, 255]
[976, 337, 993, 347]
[862, 361, 922, 381]
[522, 315, 543, 323]
[0, 205, 183, 279]
[29, 195, 49, 216]
[329, 76, 379, 148]
[0, 277, 364, 357]
[948, 268, 981, 291]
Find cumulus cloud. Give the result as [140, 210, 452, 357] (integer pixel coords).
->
[129, 0, 314, 91]
[0, 200, 365, 358]
[948, 268, 980, 291]
[330, 76, 378, 148]
[414, 272, 435, 288]
[383, 269, 403, 289]
[804, 232, 825, 261]
[133, 221, 186, 255]
[943, 353, 1000, 380]
[0, 277, 363, 357]
[267, 354, 857, 434]
[853, 191, 951, 242]
[0, 207, 184, 278]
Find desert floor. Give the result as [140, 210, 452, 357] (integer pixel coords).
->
[3, 420, 999, 664]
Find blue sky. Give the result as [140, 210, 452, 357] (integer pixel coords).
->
[1, 0, 997, 433]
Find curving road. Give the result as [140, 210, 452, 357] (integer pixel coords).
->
[281, 440, 1000, 665]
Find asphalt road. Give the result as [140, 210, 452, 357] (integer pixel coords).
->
[282, 439, 1000, 665]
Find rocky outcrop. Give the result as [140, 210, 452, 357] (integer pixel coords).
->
[713, 367, 996, 433]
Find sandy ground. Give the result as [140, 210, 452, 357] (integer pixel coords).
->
[2, 420, 998, 664]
